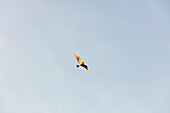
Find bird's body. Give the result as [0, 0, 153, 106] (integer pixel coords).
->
[74, 53, 89, 71]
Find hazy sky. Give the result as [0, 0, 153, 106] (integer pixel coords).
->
[0, 0, 170, 113]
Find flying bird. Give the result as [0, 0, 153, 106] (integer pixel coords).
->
[74, 53, 89, 71]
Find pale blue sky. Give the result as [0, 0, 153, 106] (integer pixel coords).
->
[0, 0, 170, 113]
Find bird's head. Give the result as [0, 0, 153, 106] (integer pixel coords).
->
[82, 62, 85, 64]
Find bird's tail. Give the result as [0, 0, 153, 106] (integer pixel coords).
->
[76, 65, 79, 68]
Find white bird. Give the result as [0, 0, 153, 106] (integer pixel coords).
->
[74, 53, 89, 71]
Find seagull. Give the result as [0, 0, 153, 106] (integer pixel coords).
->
[74, 53, 89, 71]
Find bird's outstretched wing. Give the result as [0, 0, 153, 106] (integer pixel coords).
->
[74, 53, 81, 63]
[81, 64, 89, 71]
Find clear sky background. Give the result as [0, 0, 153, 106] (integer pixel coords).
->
[0, 0, 170, 113]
